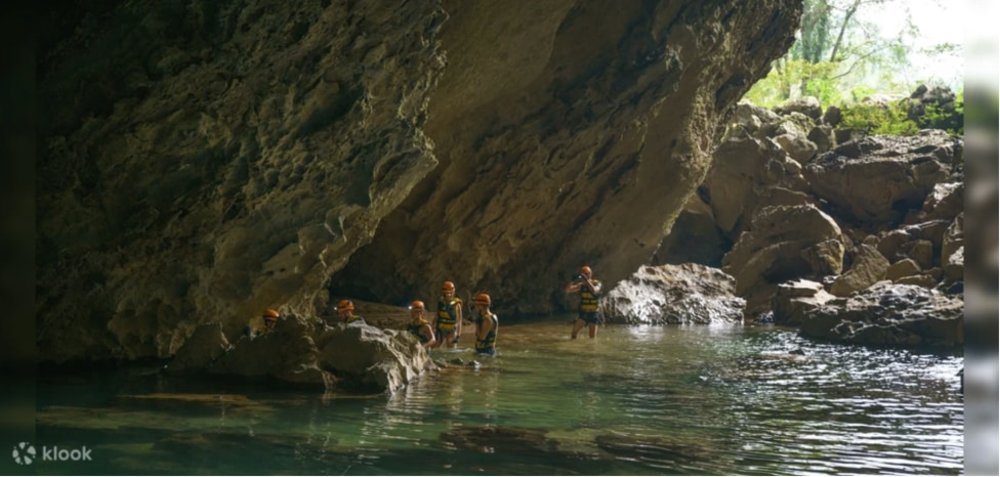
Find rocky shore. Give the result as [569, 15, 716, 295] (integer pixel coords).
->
[639, 87, 964, 348]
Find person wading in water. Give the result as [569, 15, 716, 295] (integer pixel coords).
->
[406, 300, 436, 348]
[472, 292, 498, 356]
[565, 265, 603, 339]
[433, 280, 463, 349]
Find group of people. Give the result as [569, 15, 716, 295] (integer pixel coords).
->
[399, 281, 499, 356]
[253, 265, 604, 356]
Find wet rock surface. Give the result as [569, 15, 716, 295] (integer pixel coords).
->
[205, 315, 431, 393]
[799, 283, 963, 347]
[601, 264, 744, 325]
[770, 279, 836, 326]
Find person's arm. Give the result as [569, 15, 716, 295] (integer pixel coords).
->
[455, 303, 463, 336]
[477, 315, 493, 341]
[564, 281, 582, 293]
[424, 324, 436, 349]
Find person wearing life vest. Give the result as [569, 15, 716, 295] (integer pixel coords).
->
[432, 281, 464, 349]
[406, 300, 436, 348]
[472, 292, 499, 356]
[564, 265, 603, 339]
[336, 299, 365, 325]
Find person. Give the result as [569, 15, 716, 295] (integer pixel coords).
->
[564, 265, 602, 339]
[405, 300, 436, 348]
[336, 299, 365, 324]
[472, 292, 498, 356]
[245, 308, 280, 338]
[433, 281, 463, 348]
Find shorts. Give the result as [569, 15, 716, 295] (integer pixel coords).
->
[578, 311, 601, 325]
[437, 327, 457, 340]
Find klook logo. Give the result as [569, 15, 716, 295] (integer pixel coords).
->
[10, 442, 92, 465]
[11, 442, 35, 465]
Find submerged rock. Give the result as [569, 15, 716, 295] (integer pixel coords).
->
[440, 425, 559, 456]
[594, 431, 715, 464]
[601, 264, 744, 325]
[800, 283, 963, 347]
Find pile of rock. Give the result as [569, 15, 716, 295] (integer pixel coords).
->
[655, 86, 964, 348]
[166, 315, 433, 393]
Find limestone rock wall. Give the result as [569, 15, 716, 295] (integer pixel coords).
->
[38, 0, 801, 362]
[332, 0, 802, 314]
[38, 0, 447, 362]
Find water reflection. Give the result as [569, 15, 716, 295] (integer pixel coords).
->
[35, 319, 962, 475]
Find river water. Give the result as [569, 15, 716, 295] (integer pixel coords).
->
[36, 318, 963, 475]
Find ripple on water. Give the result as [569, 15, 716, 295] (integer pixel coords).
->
[35, 319, 962, 475]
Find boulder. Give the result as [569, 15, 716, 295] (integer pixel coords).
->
[807, 125, 835, 155]
[210, 316, 335, 389]
[601, 264, 745, 325]
[722, 205, 843, 314]
[800, 283, 963, 348]
[775, 96, 822, 120]
[167, 323, 231, 372]
[317, 323, 433, 393]
[907, 85, 962, 131]
[895, 274, 937, 288]
[941, 214, 964, 267]
[733, 102, 781, 135]
[822, 104, 842, 127]
[943, 246, 964, 282]
[885, 259, 921, 281]
[804, 133, 958, 224]
[833, 128, 866, 144]
[704, 136, 810, 238]
[773, 133, 818, 162]
[916, 182, 963, 223]
[876, 220, 951, 262]
[903, 239, 935, 270]
[208, 315, 431, 393]
[771, 279, 836, 326]
[767, 112, 815, 138]
[829, 244, 889, 297]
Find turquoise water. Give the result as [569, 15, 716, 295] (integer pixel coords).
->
[36, 319, 963, 475]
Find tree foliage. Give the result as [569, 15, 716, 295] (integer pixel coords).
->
[746, 0, 958, 110]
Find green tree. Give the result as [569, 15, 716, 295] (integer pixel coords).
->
[748, 0, 926, 107]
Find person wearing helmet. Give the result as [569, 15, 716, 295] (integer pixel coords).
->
[245, 308, 281, 338]
[564, 265, 603, 339]
[336, 299, 365, 325]
[432, 280, 464, 349]
[472, 292, 498, 356]
[406, 300, 436, 348]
